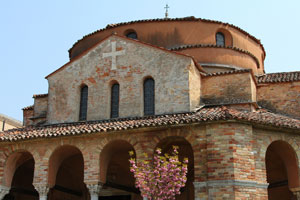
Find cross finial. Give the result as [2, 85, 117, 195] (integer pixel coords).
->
[164, 4, 170, 19]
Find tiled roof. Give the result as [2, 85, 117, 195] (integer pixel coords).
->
[204, 69, 251, 77]
[69, 16, 265, 57]
[22, 105, 34, 110]
[257, 71, 300, 83]
[33, 93, 48, 98]
[170, 44, 260, 69]
[1, 106, 299, 142]
[0, 114, 22, 127]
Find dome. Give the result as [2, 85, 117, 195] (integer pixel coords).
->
[69, 17, 265, 75]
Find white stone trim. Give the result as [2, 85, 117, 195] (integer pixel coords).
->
[34, 185, 49, 200]
[103, 41, 125, 70]
[87, 184, 102, 200]
[193, 180, 268, 189]
[0, 185, 10, 200]
[199, 63, 244, 70]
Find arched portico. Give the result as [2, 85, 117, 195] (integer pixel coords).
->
[48, 145, 88, 200]
[155, 136, 195, 200]
[2, 150, 37, 200]
[99, 139, 140, 200]
[266, 140, 300, 200]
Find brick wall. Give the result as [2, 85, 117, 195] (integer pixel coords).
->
[47, 36, 200, 124]
[257, 81, 300, 119]
[201, 72, 256, 105]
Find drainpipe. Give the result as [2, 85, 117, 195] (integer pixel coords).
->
[1, 120, 5, 131]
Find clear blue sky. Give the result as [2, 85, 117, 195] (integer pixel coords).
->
[0, 0, 299, 121]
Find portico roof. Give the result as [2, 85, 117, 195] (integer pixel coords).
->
[2, 106, 300, 142]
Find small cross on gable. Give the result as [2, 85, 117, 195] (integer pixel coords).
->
[103, 41, 125, 70]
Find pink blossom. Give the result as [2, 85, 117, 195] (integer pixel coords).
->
[129, 146, 188, 200]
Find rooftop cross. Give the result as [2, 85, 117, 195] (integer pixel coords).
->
[164, 4, 170, 19]
[103, 41, 125, 70]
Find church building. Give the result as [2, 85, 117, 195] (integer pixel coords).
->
[0, 16, 300, 200]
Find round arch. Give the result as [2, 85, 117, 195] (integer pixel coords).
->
[99, 139, 136, 184]
[48, 145, 84, 188]
[155, 136, 195, 200]
[3, 150, 37, 199]
[3, 150, 35, 187]
[266, 140, 300, 199]
[216, 28, 233, 46]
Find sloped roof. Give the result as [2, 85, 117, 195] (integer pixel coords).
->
[0, 114, 22, 128]
[204, 69, 251, 77]
[170, 44, 260, 69]
[257, 71, 300, 83]
[33, 93, 48, 98]
[69, 16, 265, 57]
[22, 105, 34, 110]
[1, 106, 299, 142]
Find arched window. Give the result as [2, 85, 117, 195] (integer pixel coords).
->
[144, 78, 155, 116]
[216, 32, 225, 47]
[111, 83, 120, 118]
[126, 31, 138, 39]
[79, 85, 88, 121]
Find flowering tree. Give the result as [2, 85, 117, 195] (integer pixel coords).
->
[129, 146, 188, 200]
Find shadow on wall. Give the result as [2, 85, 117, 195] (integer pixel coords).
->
[145, 28, 184, 49]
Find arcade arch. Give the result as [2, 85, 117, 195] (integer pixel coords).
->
[99, 139, 140, 200]
[155, 136, 195, 200]
[3, 151, 37, 200]
[48, 145, 88, 200]
[266, 140, 300, 200]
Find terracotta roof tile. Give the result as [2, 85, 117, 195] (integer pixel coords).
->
[33, 94, 48, 98]
[22, 105, 34, 110]
[257, 71, 300, 83]
[170, 44, 260, 69]
[1, 106, 299, 142]
[69, 17, 265, 57]
[204, 69, 251, 77]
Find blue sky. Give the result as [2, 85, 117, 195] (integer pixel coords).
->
[0, 0, 299, 121]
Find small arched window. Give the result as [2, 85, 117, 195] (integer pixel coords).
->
[126, 31, 138, 40]
[111, 83, 120, 118]
[79, 85, 88, 121]
[144, 78, 155, 116]
[216, 32, 225, 47]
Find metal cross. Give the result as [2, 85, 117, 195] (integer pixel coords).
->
[102, 41, 125, 70]
[164, 4, 170, 19]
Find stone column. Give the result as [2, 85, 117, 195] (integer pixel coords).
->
[0, 185, 10, 200]
[34, 185, 49, 200]
[292, 191, 300, 200]
[87, 184, 102, 200]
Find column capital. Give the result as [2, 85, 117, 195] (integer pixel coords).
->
[86, 183, 102, 196]
[0, 185, 10, 200]
[34, 184, 49, 200]
[290, 187, 300, 199]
